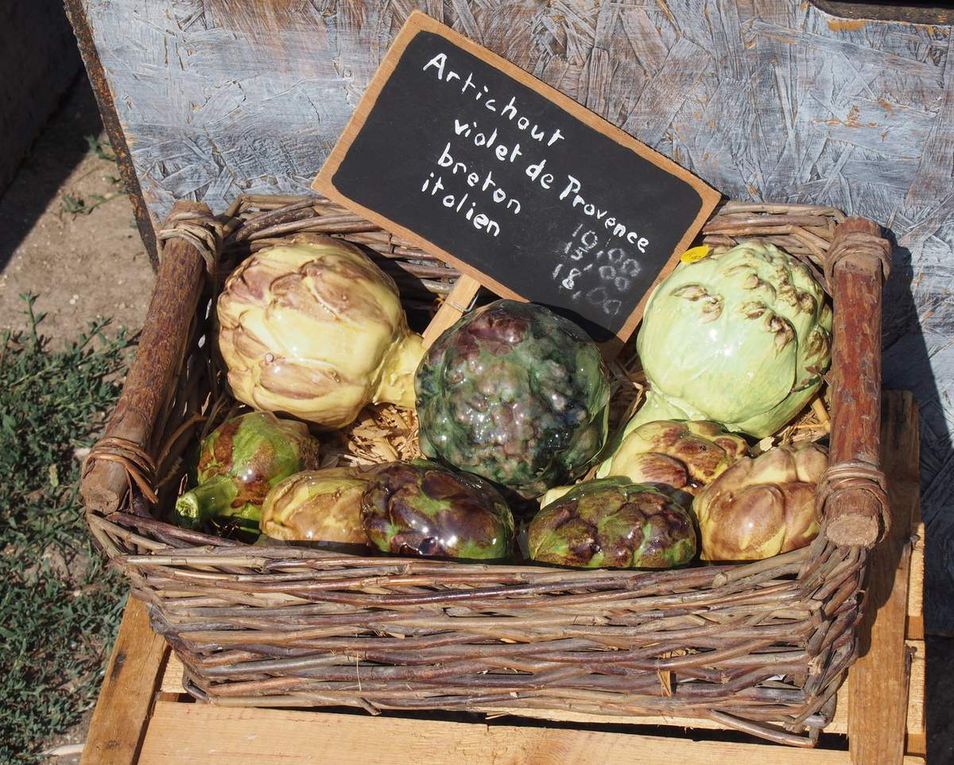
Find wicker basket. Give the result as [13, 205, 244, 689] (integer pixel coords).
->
[81, 194, 892, 748]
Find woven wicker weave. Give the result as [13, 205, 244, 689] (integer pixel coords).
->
[82, 194, 890, 748]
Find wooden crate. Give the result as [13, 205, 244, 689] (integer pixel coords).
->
[80, 391, 925, 765]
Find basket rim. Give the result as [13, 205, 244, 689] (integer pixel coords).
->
[83, 194, 862, 583]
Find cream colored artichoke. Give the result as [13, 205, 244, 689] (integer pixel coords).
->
[694, 442, 827, 561]
[260, 467, 370, 544]
[217, 235, 424, 428]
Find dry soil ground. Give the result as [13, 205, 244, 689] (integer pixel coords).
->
[1, 75, 951, 764]
[0, 81, 153, 336]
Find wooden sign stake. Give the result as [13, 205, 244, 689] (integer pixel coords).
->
[422, 275, 481, 348]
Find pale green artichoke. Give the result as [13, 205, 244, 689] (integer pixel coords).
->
[631, 242, 831, 438]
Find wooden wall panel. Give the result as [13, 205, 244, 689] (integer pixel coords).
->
[73, 0, 953, 627]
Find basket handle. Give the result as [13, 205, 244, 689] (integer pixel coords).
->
[81, 201, 220, 514]
[816, 217, 892, 549]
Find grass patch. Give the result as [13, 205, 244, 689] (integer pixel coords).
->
[0, 295, 132, 763]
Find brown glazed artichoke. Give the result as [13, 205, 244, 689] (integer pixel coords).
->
[260, 467, 371, 544]
[597, 420, 748, 494]
[416, 300, 610, 499]
[529, 478, 696, 569]
[217, 236, 424, 429]
[694, 442, 827, 561]
[361, 461, 515, 560]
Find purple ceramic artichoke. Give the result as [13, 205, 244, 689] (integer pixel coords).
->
[529, 478, 696, 569]
[415, 300, 610, 499]
[360, 461, 514, 560]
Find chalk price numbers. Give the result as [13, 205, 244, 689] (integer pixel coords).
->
[552, 223, 643, 319]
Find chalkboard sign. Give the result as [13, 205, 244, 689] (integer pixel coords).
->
[314, 12, 720, 343]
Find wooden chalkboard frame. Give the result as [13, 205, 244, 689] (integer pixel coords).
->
[314, 11, 720, 344]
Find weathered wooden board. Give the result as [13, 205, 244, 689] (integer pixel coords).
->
[849, 391, 920, 764]
[68, 0, 954, 627]
[135, 701, 927, 765]
[81, 598, 168, 765]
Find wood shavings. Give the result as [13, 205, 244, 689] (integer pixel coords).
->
[775, 390, 831, 446]
[321, 404, 422, 467]
[606, 358, 646, 435]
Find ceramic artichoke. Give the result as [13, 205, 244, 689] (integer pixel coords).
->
[360, 461, 514, 560]
[694, 442, 827, 560]
[174, 412, 320, 533]
[633, 242, 832, 438]
[260, 466, 371, 544]
[597, 419, 748, 494]
[529, 478, 696, 569]
[415, 300, 610, 498]
[217, 235, 424, 429]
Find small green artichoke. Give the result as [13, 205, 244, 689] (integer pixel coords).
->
[529, 477, 696, 569]
[174, 412, 320, 533]
[360, 461, 514, 560]
[416, 300, 610, 498]
[633, 242, 832, 438]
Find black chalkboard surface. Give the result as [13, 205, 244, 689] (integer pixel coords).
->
[315, 12, 719, 343]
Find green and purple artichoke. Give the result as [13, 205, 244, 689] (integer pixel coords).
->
[174, 412, 320, 533]
[415, 300, 610, 499]
[360, 461, 515, 560]
[529, 477, 696, 569]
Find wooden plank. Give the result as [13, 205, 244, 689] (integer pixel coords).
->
[62, 0, 158, 263]
[907, 638, 926, 757]
[908, 522, 925, 640]
[848, 391, 920, 765]
[138, 701, 927, 765]
[421, 275, 481, 348]
[81, 598, 167, 765]
[159, 648, 182, 695]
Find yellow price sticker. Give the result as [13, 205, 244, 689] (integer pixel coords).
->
[680, 245, 712, 264]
